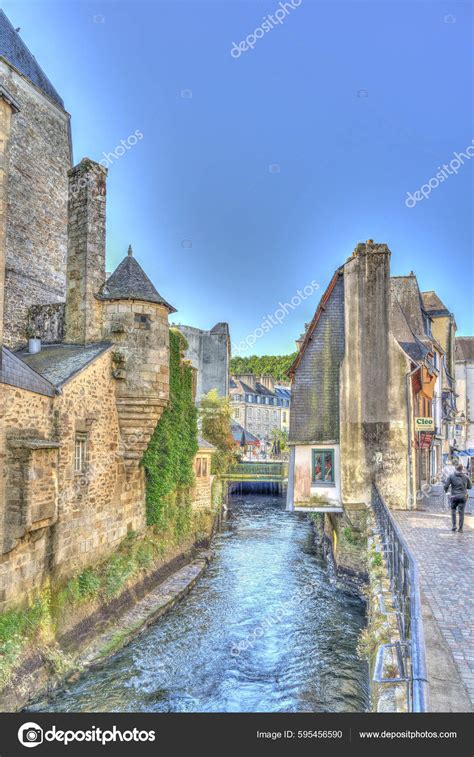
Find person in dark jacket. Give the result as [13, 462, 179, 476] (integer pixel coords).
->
[444, 464, 471, 532]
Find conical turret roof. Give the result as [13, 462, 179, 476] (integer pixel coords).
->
[99, 246, 176, 312]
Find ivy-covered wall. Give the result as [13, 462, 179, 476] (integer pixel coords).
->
[143, 329, 199, 528]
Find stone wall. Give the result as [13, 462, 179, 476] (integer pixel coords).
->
[0, 95, 13, 360]
[192, 452, 214, 509]
[28, 303, 65, 344]
[0, 350, 149, 608]
[102, 300, 170, 466]
[340, 244, 411, 510]
[177, 323, 230, 402]
[0, 59, 71, 349]
[65, 160, 106, 345]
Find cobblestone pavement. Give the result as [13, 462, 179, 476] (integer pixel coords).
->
[394, 485, 473, 710]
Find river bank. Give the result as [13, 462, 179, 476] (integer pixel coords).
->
[36, 491, 369, 713]
[0, 505, 219, 712]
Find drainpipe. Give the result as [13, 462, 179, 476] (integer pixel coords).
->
[405, 363, 422, 510]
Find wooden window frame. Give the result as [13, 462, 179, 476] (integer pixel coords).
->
[74, 433, 87, 474]
[311, 448, 335, 486]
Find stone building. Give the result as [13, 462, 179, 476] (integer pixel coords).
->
[286, 241, 451, 515]
[455, 337, 474, 469]
[176, 322, 231, 402]
[230, 374, 290, 455]
[0, 10, 71, 350]
[421, 290, 458, 464]
[0, 151, 176, 608]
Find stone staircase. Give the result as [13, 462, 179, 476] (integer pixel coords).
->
[115, 396, 167, 466]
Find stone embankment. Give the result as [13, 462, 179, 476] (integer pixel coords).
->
[0, 546, 214, 712]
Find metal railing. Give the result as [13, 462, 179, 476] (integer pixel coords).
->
[229, 462, 283, 476]
[371, 484, 429, 712]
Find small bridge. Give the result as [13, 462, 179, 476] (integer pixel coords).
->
[223, 461, 288, 494]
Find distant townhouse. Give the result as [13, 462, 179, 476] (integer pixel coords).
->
[421, 291, 458, 467]
[275, 385, 291, 432]
[455, 337, 474, 469]
[230, 374, 291, 454]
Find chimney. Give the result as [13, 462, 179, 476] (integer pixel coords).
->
[236, 374, 256, 389]
[64, 158, 107, 344]
[258, 375, 275, 392]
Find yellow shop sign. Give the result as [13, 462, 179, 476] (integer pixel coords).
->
[415, 417, 435, 431]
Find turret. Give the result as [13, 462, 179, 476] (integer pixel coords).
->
[100, 245, 176, 466]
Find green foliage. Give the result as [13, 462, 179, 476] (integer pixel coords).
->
[77, 569, 101, 600]
[104, 555, 133, 598]
[199, 389, 238, 474]
[0, 505, 215, 688]
[143, 328, 198, 527]
[269, 427, 289, 454]
[343, 526, 362, 545]
[230, 353, 297, 382]
[371, 552, 383, 568]
[0, 592, 52, 686]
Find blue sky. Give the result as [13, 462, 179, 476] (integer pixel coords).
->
[5, 0, 473, 353]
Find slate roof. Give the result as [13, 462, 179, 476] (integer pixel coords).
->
[17, 343, 112, 388]
[456, 337, 474, 361]
[197, 436, 216, 451]
[230, 421, 260, 445]
[275, 386, 291, 400]
[99, 247, 176, 312]
[230, 376, 280, 399]
[288, 268, 344, 377]
[421, 290, 450, 317]
[0, 10, 64, 108]
[1, 347, 55, 397]
[391, 275, 428, 338]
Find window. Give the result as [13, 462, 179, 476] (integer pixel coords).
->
[283, 411, 287, 421]
[74, 433, 87, 474]
[134, 313, 151, 329]
[234, 408, 240, 419]
[196, 457, 208, 477]
[312, 449, 335, 485]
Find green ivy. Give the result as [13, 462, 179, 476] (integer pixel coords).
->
[142, 329, 198, 527]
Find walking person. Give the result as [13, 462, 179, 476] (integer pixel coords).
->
[444, 463, 471, 532]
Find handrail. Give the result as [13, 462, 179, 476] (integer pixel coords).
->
[230, 462, 283, 475]
[371, 484, 429, 712]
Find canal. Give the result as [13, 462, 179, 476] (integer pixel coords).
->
[38, 492, 369, 712]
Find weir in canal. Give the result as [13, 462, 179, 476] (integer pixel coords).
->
[38, 491, 369, 713]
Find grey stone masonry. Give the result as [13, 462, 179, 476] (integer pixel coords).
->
[177, 322, 230, 402]
[289, 275, 345, 443]
[65, 159, 107, 344]
[0, 56, 71, 349]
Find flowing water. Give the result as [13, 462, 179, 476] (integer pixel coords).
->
[38, 492, 369, 712]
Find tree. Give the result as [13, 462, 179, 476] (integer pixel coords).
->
[269, 427, 289, 457]
[199, 390, 238, 474]
[230, 354, 296, 382]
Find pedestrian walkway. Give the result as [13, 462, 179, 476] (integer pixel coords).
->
[394, 485, 473, 711]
